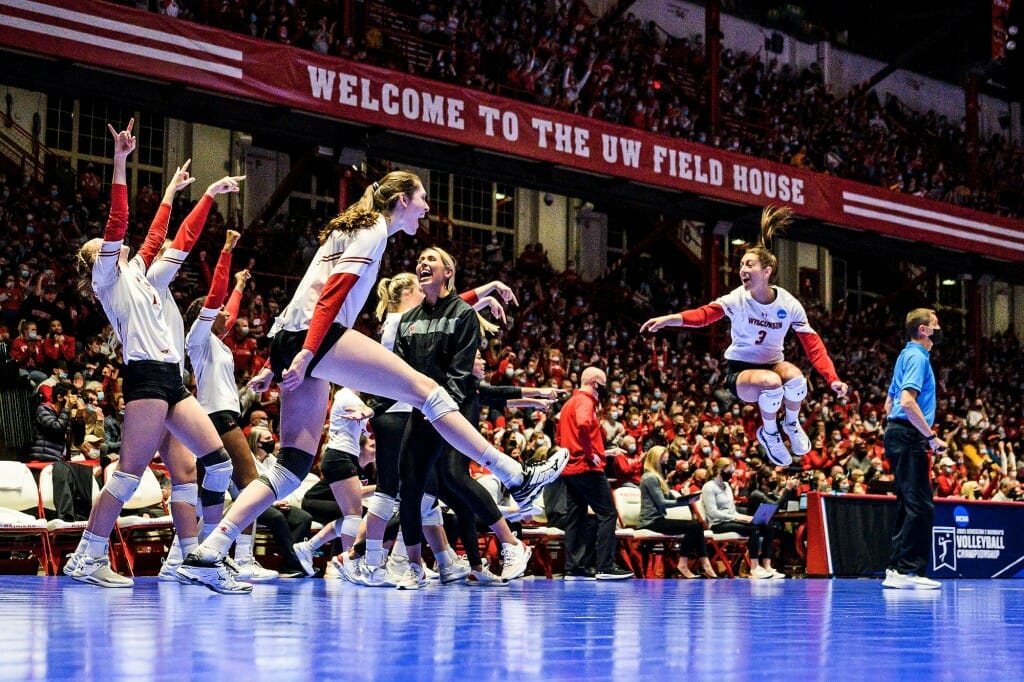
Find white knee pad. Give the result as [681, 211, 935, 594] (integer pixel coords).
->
[757, 386, 785, 415]
[170, 482, 198, 506]
[104, 470, 141, 504]
[340, 514, 362, 538]
[261, 464, 302, 499]
[366, 492, 396, 521]
[782, 376, 808, 403]
[421, 494, 443, 527]
[201, 458, 233, 494]
[421, 386, 458, 422]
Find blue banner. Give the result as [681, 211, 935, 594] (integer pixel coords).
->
[931, 500, 1024, 578]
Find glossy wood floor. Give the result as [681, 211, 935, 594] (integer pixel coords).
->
[0, 575, 1020, 681]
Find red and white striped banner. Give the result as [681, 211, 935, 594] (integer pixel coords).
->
[3, 0, 1024, 261]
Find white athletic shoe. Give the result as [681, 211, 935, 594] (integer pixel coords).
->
[883, 569, 940, 590]
[71, 555, 134, 588]
[769, 567, 786, 579]
[395, 563, 428, 590]
[62, 551, 84, 577]
[176, 553, 253, 594]
[386, 553, 410, 583]
[467, 567, 509, 586]
[439, 556, 473, 584]
[232, 556, 279, 582]
[158, 556, 189, 583]
[781, 420, 812, 456]
[421, 561, 440, 581]
[324, 557, 341, 579]
[292, 541, 316, 577]
[510, 447, 570, 509]
[338, 554, 371, 585]
[757, 426, 793, 467]
[362, 564, 397, 588]
[750, 565, 774, 580]
[500, 541, 532, 580]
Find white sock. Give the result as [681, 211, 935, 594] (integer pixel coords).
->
[81, 530, 107, 557]
[203, 519, 241, 558]
[166, 535, 182, 563]
[365, 539, 385, 568]
[181, 535, 199, 556]
[435, 548, 453, 568]
[762, 419, 779, 435]
[234, 534, 253, 561]
[785, 408, 800, 426]
[445, 546, 459, 564]
[481, 445, 524, 488]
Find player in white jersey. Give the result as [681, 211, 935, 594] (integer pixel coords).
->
[178, 171, 567, 593]
[181, 232, 277, 582]
[144, 174, 248, 582]
[65, 120, 246, 592]
[291, 386, 373, 577]
[641, 206, 849, 467]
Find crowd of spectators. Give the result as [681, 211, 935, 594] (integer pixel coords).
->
[1, 162, 1021, 513]
[144, 0, 1024, 216]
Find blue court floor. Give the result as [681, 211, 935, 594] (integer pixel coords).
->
[0, 575, 1021, 681]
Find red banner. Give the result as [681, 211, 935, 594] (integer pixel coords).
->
[4, 0, 1024, 261]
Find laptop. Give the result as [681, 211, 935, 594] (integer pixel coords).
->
[750, 502, 779, 525]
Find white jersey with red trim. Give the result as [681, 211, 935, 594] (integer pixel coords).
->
[149, 247, 190, 373]
[92, 246, 181, 366]
[380, 311, 413, 414]
[714, 285, 814, 364]
[270, 217, 388, 336]
[327, 388, 368, 455]
[186, 307, 241, 415]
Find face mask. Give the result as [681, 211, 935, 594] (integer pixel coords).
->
[653, 391, 662, 399]
[259, 440, 275, 450]
[510, 423, 520, 432]
[96, 391, 104, 401]
[711, 405, 720, 414]
[21, 271, 29, 279]
[721, 470, 733, 482]
[630, 419, 639, 427]
[838, 483, 850, 492]
[627, 445, 636, 453]
[651, 404, 660, 412]
[732, 408, 741, 416]
[237, 327, 249, 337]
[27, 331, 37, 340]
[610, 411, 620, 420]
[118, 410, 125, 418]
[614, 387, 622, 394]
[928, 327, 944, 346]
[505, 368, 515, 377]
[58, 372, 67, 380]
[833, 434, 842, 442]
[256, 419, 268, 427]
[702, 446, 711, 455]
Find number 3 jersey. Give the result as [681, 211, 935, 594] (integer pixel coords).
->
[714, 285, 813, 365]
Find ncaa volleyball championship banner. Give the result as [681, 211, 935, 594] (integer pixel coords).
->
[931, 499, 1024, 579]
[4, 0, 1024, 261]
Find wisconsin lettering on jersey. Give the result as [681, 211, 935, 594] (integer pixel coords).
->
[747, 317, 784, 329]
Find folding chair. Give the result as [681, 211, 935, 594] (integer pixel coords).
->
[38, 463, 100, 575]
[612, 486, 682, 578]
[518, 493, 565, 579]
[690, 496, 751, 578]
[0, 461, 51, 575]
[105, 464, 175, 576]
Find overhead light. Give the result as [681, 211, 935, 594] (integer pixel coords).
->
[1008, 40, 1017, 51]
[1010, 25, 1019, 36]
[941, 278, 956, 286]
[731, 238, 746, 245]
[495, 192, 507, 201]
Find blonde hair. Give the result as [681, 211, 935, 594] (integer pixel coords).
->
[375, 272, 419, 321]
[643, 446, 670, 494]
[712, 457, 733, 477]
[905, 307, 936, 340]
[76, 237, 104, 298]
[420, 246, 500, 336]
[319, 170, 422, 243]
[744, 205, 793, 279]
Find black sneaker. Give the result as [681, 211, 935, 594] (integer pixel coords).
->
[596, 566, 634, 580]
[510, 447, 570, 508]
[563, 569, 597, 581]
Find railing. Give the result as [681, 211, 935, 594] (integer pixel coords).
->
[0, 114, 50, 183]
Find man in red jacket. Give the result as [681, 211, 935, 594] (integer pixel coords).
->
[556, 366, 632, 581]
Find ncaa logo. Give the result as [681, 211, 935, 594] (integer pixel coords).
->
[776, 309, 787, 320]
[953, 506, 969, 528]
[932, 527, 956, 572]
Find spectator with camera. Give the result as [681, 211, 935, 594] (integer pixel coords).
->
[27, 382, 95, 522]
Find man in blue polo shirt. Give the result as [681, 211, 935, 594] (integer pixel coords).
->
[882, 308, 945, 590]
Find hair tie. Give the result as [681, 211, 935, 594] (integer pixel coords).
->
[372, 182, 380, 192]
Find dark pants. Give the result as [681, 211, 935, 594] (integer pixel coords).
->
[885, 420, 934, 575]
[711, 520, 775, 559]
[640, 516, 710, 558]
[258, 504, 313, 572]
[562, 471, 618, 573]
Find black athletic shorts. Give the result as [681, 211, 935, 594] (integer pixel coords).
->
[320, 447, 361, 484]
[268, 323, 347, 381]
[723, 359, 778, 398]
[122, 360, 191, 405]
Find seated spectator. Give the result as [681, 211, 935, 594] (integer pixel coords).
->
[10, 319, 47, 385]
